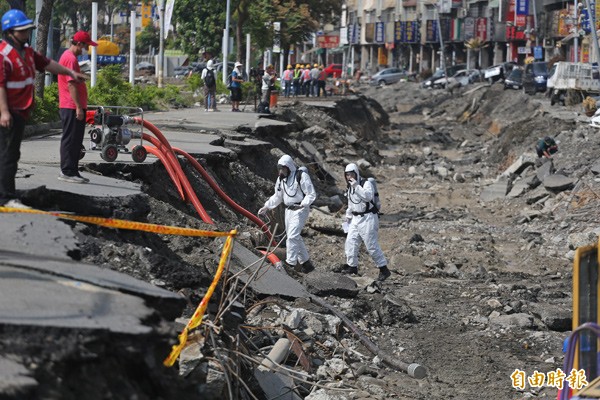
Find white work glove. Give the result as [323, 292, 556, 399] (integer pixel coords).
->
[342, 218, 351, 233]
[348, 178, 358, 188]
[258, 207, 268, 216]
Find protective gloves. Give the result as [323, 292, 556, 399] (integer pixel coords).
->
[258, 207, 268, 216]
[348, 178, 358, 188]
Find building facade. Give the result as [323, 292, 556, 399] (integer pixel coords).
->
[336, 0, 597, 76]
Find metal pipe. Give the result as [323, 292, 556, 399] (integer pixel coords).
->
[309, 295, 427, 379]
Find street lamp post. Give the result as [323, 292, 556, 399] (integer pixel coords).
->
[433, 4, 447, 83]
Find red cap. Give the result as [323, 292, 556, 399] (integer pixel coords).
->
[73, 31, 97, 47]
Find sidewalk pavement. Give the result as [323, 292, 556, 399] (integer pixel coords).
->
[17, 106, 288, 197]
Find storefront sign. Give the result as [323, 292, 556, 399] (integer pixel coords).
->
[476, 17, 487, 40]
[375, 22, 385, 43]
[317, 35, 340, 49]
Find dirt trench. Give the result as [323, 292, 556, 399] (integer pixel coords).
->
[7, 85, 587, 399]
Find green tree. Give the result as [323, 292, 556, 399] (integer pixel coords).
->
[243, 0, 342, 61]
[172, 0, 225, 60]
[136, 23, 158, 54]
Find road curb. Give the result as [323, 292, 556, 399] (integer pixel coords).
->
[24, 121, 61, 139]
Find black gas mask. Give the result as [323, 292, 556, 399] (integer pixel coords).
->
[278, 165, 290, 179]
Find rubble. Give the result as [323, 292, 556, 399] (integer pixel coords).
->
[3, 80, 597, 399]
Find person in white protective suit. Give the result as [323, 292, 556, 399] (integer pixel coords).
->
[342, 163, 391, 281]
[258, 155, 317, 273]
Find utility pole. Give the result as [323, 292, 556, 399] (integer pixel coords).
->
[158, 0, 165, 88]
[91, 2, 98, 87]
[129, 10, 136, 85]
[223, 0, 231, 84]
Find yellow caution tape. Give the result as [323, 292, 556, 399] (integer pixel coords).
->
[163, 230, 236, 367]
[0, 206, 238, 367]
[0, 207, 232, 237]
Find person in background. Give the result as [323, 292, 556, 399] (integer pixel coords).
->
[310, 63, 320, 97]
[282, 64, 293, 98]
[261, 64, 276, 106]
[0, 10, 87, 207]
[57, 30, 97, 184]
[302, 64, 311, 97]
[230, 61, 244, 112]
[201, 60, 217, 112]
[258, 154, 316, 274]
[317, 65, 327, 97]
[536, 136, 558, 158]
[340, 163, 391, 281]
[293, 64, 302, 97]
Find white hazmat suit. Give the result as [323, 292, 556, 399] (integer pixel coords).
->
[344, 163, 388, 271]
[259, 155, 316, 267]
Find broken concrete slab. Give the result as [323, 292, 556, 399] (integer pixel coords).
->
[543, 174, 575, 192]
[501, 153, 536, 178]
[480, 178, 510, 202]
[303, 272, 360, 298]
[507, 179, 530, 198]
[536, 159, 554, 182]
[0, 250, 185, 322]
[228, 242, 309, 299]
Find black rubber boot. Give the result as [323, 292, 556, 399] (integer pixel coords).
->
[300, 260, 315, 273]
[341, 264, 359, 275]
[377, 266, 391, 281]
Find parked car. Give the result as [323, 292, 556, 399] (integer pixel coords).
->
[435, 69, 483, 88]
[369, 67, 408, 86]
[522, 61, 549, 94]
[135, 62, 155, 74]
[173, 65, 192, 78]
[503, 67, 523, 90]
[324, 63, 343, 77]
[484, 61, 517, 84]
[420, 64, 466, 89]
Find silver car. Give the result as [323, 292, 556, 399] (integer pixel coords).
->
[369, 68, 408, 86]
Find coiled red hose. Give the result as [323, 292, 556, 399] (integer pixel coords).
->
[173, 148, 272, 241]
[134, 118, 213, 224]
[142, 141, 185, 200]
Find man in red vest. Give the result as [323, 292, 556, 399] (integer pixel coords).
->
[0, 10, 87, 208]
[58, 31, 98, 184]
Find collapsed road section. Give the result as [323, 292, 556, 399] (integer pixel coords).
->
[0, 95, 428, 399]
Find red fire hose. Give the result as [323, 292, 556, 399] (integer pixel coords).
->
[142, 145, 185, 200]
[173, 148, 272, 241]
[134, 118, 214, 225]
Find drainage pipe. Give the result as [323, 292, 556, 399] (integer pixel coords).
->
[309, 295, 427, 379]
